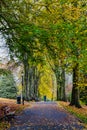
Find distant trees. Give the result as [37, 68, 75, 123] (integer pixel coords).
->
[0, 72, 17, 99]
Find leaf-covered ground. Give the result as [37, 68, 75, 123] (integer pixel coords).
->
[0, 98, 30, 130]
[58, 101, 87, 128]
[9, 102, 86, 130]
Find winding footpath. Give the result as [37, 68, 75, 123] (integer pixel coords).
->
[9, 102, 85, 130]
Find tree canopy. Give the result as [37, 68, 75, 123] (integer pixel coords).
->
[0, 0, 87, 107]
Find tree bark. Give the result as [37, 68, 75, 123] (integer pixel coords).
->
[61, 69, 66, 101]
[28, 66, 40, 100]
[23, 54, 30, 101]
[70, 64, 81, 108]
[55, 68, 66, 101]
[24, 62, 29, 100]
[55, 72, 61, 101]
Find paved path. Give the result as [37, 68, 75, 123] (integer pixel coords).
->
[9, 102, 85, 130]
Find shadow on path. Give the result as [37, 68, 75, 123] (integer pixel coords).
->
[9, 102, 85, 130]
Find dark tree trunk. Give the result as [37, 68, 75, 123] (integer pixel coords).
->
[23, 54, 30, 101]
[33, 67, 40, 98]
[54, 66, 61, 101]
[56, 68, 66, 101]
[28, 67, 32, 98]
[24, 62, 29, 100]
[61, 69, 66, 101]
[70, 64, 81, 108]
[57, 86, 59, 101]
[58, 85, 62, 100]
[28, 66, 40, 100]
[56, 76, 61, 100]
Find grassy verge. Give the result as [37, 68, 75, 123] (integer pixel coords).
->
[58, 101, 87, 127]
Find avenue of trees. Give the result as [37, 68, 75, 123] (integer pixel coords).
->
[0, 0, 87, 107]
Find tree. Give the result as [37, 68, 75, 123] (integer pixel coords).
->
[80, 74, 87, 105]
[0, 73, 17, 99]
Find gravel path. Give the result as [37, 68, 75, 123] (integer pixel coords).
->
[9, 102, 85, 130]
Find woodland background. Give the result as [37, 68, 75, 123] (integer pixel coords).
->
[0, 0, 87, 108]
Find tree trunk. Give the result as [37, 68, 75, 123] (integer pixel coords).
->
[70, 64, 81, 108]
[56, 85, 59, 101]
[28, 66, 40, 100]
[56, 68, 66, 101]
[33, 67, 40, 98]
[56, 76, 61, 100]
[28, 67, 33, 99]
[24, 62, 29, 100]
[23, 54, 30, 101]
[51, 74, 55, 101]
[61, 69, 66, 101]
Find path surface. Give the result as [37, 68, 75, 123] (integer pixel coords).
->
[9, 102, 85, 130]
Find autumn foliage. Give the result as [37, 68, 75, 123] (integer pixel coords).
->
[59, 101, 87, 127]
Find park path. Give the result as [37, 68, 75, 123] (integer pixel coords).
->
[9, 102, 85, 130]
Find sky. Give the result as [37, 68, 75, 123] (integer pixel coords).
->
[0, 34, 10, 64]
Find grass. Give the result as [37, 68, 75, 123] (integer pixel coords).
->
[58, 101, 87, 127]
[0, 98, 30, 130]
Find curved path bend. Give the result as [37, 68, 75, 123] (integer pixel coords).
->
[9, 102, 85, 130]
